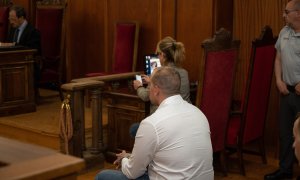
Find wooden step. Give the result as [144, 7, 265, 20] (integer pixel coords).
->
[0, 121, 60, 150]
[0, 88, 107, 170]
[0, 89, 62, 150]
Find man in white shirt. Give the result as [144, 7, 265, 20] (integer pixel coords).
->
[96, 66, 214, 180]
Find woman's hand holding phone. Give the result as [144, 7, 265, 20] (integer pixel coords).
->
[141, 74, 150, 84]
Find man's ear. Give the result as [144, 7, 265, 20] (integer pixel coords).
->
[153, 85, 160, 96]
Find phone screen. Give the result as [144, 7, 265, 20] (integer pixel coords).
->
[135, 75, 142, 83]
[145, 55, 161, 75]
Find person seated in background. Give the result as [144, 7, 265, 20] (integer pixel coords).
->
[95, 66, 214, 180]
[7, 5, 41, 52]
[293, 113, 300, 166]
[130, 36, 191, 137]
[7, 5, 41, 99]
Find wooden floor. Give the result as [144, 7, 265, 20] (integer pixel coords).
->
[0, 89, 299, 179]
[77, 149, 300, 179]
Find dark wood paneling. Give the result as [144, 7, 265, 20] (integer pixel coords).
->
[160, 0, 176, 38]
[177, 0, 213, 82]
[0, 49, 36, 116]
[66, 0, 105, 80]
[214, 0, 233, 32]
[105, 90, 146, 163]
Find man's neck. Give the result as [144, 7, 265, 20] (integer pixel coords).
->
[17, 18, 25, 28]
[293, 21, 300, 32]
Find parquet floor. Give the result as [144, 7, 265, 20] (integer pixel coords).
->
[78, 149, 300, 180]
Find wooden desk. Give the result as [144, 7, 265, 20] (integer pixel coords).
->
[0, 136, 85, 179]
[105, 88, 148, 162]
[0, 48, 36, 116]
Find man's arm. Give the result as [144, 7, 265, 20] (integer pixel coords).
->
[121, 120, 157, 179]
[26, 28, 41, 53]
[136, 86, 150, 101]
[113, 150, 130, 170]
[274, 51, 289, 95]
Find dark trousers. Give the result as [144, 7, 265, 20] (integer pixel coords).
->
[130, 122, 140, 138]
[279, 92, 300, 173]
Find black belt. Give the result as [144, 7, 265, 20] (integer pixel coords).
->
[287, 85, 295, 93]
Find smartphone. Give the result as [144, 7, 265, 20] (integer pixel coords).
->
[135, 75, 142, 83]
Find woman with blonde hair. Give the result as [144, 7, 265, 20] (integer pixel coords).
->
[131, 36, 191, 137]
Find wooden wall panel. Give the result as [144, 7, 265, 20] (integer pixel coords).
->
[160, 0, 176, 38]
[177, 0, 213, 82]
[214, 0, 233, 32]
[66, 0, 105, 80]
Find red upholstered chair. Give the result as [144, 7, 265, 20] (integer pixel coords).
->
[86, 21, 139, 77]
[226, 26, 277, 175]
[0, 6, 9, 42]
[196, 28, 240, 176]
[35, 0, 66, 99]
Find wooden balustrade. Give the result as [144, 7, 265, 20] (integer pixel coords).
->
[60, 71, 141, 166]
[61, 80, 105, 157]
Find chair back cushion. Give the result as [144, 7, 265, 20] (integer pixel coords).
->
[226, 26, 277, 145]
[0, 6, 9, 42]
[201, 50, 238, 152]
[113, 22, 138, 73]
[35, 3, 65, 84]
[36, 7, 63, 59]
[199, 28, 240, 152]
[242, 44, 276, 143]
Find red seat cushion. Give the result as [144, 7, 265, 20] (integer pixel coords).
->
[36, 7, 64, 84]
[113, 23, 136, 73]
[226, 115, 241, 145]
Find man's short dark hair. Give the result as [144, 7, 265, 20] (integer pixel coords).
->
[151, 66, 181, 96]
[10, 5, 26, 18]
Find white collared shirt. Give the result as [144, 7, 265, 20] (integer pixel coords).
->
[121, 95, 214, 180]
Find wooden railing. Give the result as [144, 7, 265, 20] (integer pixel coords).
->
[60, 72, 142, 159]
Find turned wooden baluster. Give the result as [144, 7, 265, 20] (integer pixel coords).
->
[89, 87, 103, 154]
[61, 80, 104, 157]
